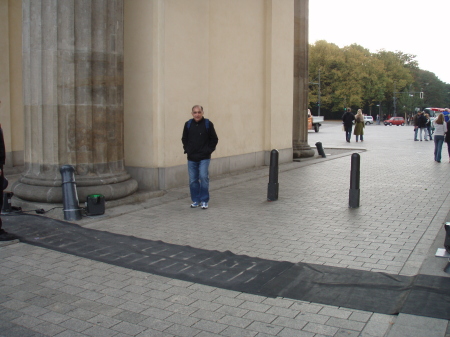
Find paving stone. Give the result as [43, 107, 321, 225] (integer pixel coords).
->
[113, 310, 148, 324]
[302, 322, 340, 336]
[191, 319, 228, 333]
[112, 321, 147, 335]
[38, 310, 71, 325]
[325, 317, 365, 331]
[31, 321, 66, 336]
[220, 325, 258, 337]
[218, 314, 253, 329]
[277, 328, 315, 337]
[83, 325, 120, 337]
[164, 323, 201, 337]
[88, 314, 122, 328]
[138, 316, 174, 331]
[136, 328, 175, 337]
[165, 312, 199, 326]
[58, 317, 94, 332]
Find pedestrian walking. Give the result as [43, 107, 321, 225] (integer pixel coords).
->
[354, 109, 365, 142]
[413, 112, 420, 141]
[433, 113, 447, 162]
[342, 108, 355, 143]
[446, 119, 450, 163]
[425, 113, 433, 140]
[181, 105, 219, 209]
[418, 112, 428, 141]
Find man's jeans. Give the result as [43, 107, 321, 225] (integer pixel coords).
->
[188, 159, 211, 203]
[345, 126, 352, 141]
[434, 135, 445, 162]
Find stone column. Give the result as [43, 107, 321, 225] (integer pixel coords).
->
[13, 0, 137, 203]
[293, 0, 314, 158]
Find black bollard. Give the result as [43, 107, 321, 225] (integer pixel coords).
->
[349, 153, 360, 208]
[267, 149, 279, 201]
[60, 165, 82, 221]
[315, 142, 326, 158]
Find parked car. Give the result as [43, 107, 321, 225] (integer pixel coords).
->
[307, 110, 324, 132]
[384, 117, 405, 126]
[363, 116, 374, 125]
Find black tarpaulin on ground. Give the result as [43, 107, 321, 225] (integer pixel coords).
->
[4, 214, 450, 319]
[2, 214, 293, 294]
[400, 274, 450, 320]
[258, 263, 412, 315]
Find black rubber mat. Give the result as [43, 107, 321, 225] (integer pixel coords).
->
[3, 214, 450, 319]
[259, 263, 412, 315]
[2, 214, 293, 294]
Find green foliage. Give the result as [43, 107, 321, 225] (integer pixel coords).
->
[309, 41, 449, 117]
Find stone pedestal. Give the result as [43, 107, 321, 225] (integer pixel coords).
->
[293, 0, 314, 159]
[13, 0, 137, 203]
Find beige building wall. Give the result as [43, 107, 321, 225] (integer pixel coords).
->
[124, 0, 294, 190]
[0, 0, 23, 167]
[3, 0, 305, 194]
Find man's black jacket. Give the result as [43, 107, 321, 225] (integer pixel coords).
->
[342, 112, 355, 127]
[182, 117, 219, 162]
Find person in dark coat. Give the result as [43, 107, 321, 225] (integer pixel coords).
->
[342, 108, 355, 142]
[418, 112, 428, 141]
[413, 113, 420, 141]
[182, 105, 219, 209]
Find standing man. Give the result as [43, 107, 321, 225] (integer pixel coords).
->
[182, 105, 218, 209]
[342, 108, 355, 143]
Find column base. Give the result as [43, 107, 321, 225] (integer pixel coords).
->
[12, 173, 138, 203]
[293, 143, 315, 158]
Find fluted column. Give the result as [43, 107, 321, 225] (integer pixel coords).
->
[293, 0, 314, 158]
[14, 0, 137, 203]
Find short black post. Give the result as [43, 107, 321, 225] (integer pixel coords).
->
[349, 153, 360, 208]
[60, 165, 82, 221]
[315, 142, 326, 158]
[267, 149, 279, 201]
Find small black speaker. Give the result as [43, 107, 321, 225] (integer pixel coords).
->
[85, 194, 105, 216]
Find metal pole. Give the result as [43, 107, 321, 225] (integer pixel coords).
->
[267, 149, 279, 201]
[315, 142, 326, 158]
[60, 165, 82, 221]
[349, 153, 360, 208]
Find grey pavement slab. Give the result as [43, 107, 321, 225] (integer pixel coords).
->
[1, 121, 450, 336]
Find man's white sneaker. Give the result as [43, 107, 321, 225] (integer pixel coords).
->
[201, 202, 208, 209]
[191, 202, 200, 208]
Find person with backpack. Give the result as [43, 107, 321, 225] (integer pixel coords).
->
[182, 105, 218, 209]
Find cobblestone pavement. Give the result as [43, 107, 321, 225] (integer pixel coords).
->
[1, 121, 450, 337]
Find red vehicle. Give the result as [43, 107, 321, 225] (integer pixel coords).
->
[384, 117, 405, 126]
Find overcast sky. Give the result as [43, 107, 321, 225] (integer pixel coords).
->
[309, 0, 450, 84]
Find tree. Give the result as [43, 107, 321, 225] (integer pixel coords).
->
[308, 41, 449, 118]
